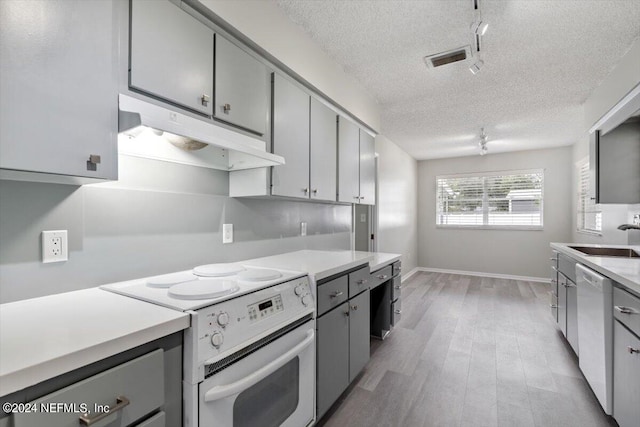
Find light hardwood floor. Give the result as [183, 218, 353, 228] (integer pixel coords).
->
[320, 272, 617, 427]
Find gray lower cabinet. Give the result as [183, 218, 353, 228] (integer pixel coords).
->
[349, 289, 371, 382]
[613, 321, 640, 427]
[316, 267, 371, 419]
[13, 350, 164, 427]
[130, 0, 214, 116]
[558, 273, 568, 337]
[214, 34, 269, 135]
[552, 253, 579, 356]
[316, 301, 350, 419]
[0, 0, 118, 181]
[271, 74, 310, 198]
[565, 278, 579, 355]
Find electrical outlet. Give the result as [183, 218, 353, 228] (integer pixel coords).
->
[42, 230, 68, 263]
[301, 222, 307, 236]
[223, 223, 233, 244]
[633, 214, 640, 226]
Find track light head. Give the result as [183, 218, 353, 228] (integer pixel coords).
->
[469, 59, 484, 75]
[472, 21, 489, 36]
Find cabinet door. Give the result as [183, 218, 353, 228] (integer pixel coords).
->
[613, 320, 640, 427]
[130, 0, 213, 116]
[349, 289, 370, 382]
[271, 74, 310, 198]
[214, 35, 268, 135]
[359, 130, 376, 205]
[337, 117, 360, 203]
[558, 274, 567, 337]
[310, 98, 338, 202]
[0, 0, 117, 179]
[316, 302, 349, 419]
[566, 279, 579, 355]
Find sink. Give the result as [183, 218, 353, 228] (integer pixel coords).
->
[568, 246, 640, 258]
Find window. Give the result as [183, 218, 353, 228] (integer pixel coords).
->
[576, 158, 602, 234]
[436, 169, 544, 229]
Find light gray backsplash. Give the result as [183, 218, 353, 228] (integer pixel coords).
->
[0, 156, 351, 303]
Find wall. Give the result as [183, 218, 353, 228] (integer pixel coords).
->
[376, 136, 418, 274]
[196, 0, 380, 132]
[418, 146, 573, 279]
[0, 155, 351, 303]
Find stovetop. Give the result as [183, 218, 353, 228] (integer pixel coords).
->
[101, 264, 306, 311]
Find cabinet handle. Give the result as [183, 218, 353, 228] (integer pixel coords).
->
[565, 282, 576, 288]
[590, 197, 596, 200]
[549, 257, 557, 261]
[628, 346, 640, 354]
[615, 306, 638, 315]
[78, 396, 130, 426]
[377, 274, 388, 280]
[353, 196, 360, 200]
[223, 103, 231, 114]
[357, 279, 367, 285]
[394, 285, 401, 289]
[312, 189, 318, 194]
[330, 291, 343, 298]
[551, 266, 558, 272]
[550, 279, 557, 284]
[394, 309, 402, 314]
[303, 188, 309, 194]
[360, 196, 365, 200]
[344, 311, 350, 317]
[351, 305, 358, 310]
[201, 94, 210, 106]
[549, 304, 558, 308]
[86, 154, 101, 172]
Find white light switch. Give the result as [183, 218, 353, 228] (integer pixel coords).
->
[360, 214, 367, 223]
[301, 222, 307, 236]
[223, 223, 233, 244]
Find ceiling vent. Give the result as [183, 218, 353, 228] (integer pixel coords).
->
[424, 45, 472, 69]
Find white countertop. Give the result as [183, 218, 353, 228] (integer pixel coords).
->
[551, 243, 640, 294]
[244, 250, 401, 282]
[0, 288, 190, 397]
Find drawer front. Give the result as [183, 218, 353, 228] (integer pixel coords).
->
[558, 253, 576, 283]
[392, 261, 402, 276]
[391, 276, 401, 301]
[391, 299, 402, 326]
[614, 286, 640, 336]
[349, 266, 371, 297]
[366, 266, 392, 292]
[135, 411, 165, 427]
[317, 275, 348, 316]
[14, 350, 164, 427]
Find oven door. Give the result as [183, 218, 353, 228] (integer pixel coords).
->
[198, 319, 315, 427]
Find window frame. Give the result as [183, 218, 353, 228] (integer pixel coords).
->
[435, 168, 544, 231]
[576, 157, 602, 236]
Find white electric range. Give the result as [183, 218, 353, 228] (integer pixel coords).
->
[101, 262, 316, 427]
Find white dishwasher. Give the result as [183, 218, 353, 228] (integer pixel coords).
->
[576, 263, 613, 415]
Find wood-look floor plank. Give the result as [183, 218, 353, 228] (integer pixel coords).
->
[321, 273, 615, 427]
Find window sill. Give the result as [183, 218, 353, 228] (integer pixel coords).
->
[576, 229, 603, 237]
[436, 225, 543, 231]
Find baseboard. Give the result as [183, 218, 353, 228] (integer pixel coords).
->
[413, 267, 548, 283]
[401, 267, 421, 283]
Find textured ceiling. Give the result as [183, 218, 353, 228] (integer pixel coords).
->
[275, 0, 640, 159]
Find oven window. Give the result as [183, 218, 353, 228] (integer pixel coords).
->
[233, 357, 300, 427]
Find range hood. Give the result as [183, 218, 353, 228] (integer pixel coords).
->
[117, 94, 285, 171]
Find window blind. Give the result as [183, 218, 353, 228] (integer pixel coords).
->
[577, 160, 602, 233]
[436, 170, 543, 229]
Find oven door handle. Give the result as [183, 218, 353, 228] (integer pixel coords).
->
[204, 329, 315, 402]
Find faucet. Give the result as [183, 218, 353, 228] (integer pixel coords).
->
[618, 224, 640, 230]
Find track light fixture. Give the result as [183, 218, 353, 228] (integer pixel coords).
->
[471, 20, 489, 37]
[478, 127, 488, 155]
[469, 60, 484, 75]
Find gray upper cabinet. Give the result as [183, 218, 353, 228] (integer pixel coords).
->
[271, 74, 310, 198]
[130, 0, 214, 116]
[337, 117, 376, 205]
[0, 0, 118, 181]
[310, 99, 338, 202]
[359, 130, 376, 205]
[214, 35, 269, 135]
[338, 117, 361, 203]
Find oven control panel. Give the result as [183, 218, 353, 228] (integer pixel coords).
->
[189, 275, 314, 367]
[248, 295, 284, 322]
